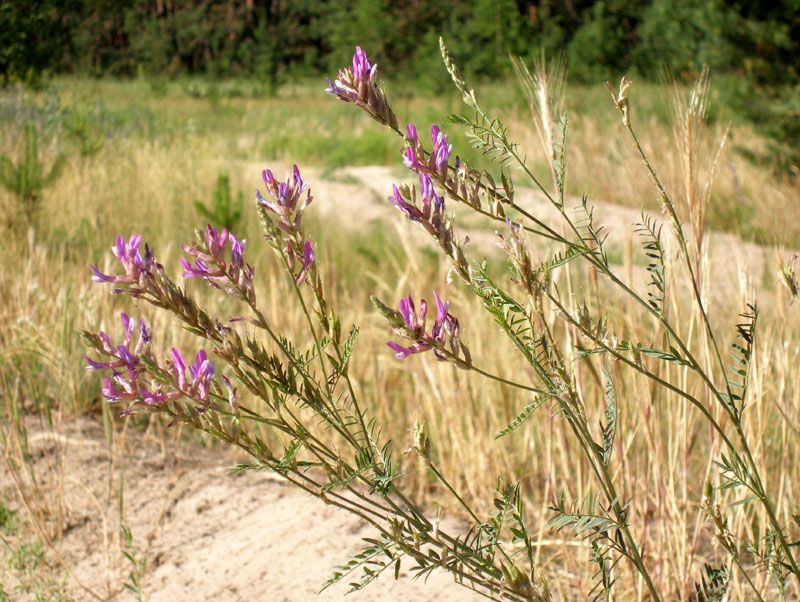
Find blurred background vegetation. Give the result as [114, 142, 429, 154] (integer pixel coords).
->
[2, 0, 798, 173]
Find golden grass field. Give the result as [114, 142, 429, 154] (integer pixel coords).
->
[1, 74, 799, 600]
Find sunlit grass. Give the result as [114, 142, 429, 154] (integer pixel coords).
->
[1, 74, 799, 599]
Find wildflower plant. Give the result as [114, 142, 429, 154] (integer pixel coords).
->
[81, 43, 800, 601]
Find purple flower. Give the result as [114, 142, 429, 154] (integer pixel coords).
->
[325, 46, 377, 103]
[386, 293, 431, 359]
[83, 313, 149, 373]
[386, 340, 432, 360]
[101, 371, 138, 402]
[429, 125, 452, 181]
[388, 184, 423, 223]
[352, 45, 376, 85]
[256, 165, 312, 234]
[171, 348, 188, 391]
[401, 123, 452, 182]
[386, 292, 469, 366]
[429, 292, 461, 360]
[181, 224, 255, 302]
[84, 313, 155, 404]
[402, 124, 425, 171]
[418, 173, 444, 220]
[84, 313, 222, 413]
[170, 348, 215, 407]
[325, 47, 398, 129]
[398, 295, 428, 337]
[387, 175, 445, 238]
[294, 240, 315, 285]
[90, 235, 161, 293]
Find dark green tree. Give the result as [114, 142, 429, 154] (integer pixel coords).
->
[0, 0, 77, 83]
[566, 0, 646, 83]
[633, 0, 735, 77]
[0, 123, 65, 226]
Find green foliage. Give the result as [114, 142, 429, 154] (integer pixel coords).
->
[633, 0, 734, 77]
[121, 524, 146, 601]
[720, 76, 800, 175]
[0, 122, 65, 226]
[0, 497, 16, 531]
[322, 534, 398, 593]
[495, 394, 553, 439]
[712, 304, 757, 423]
[261, 127, 399, 169]
[600, 362, 616, 465]
[589, 540, 617, 601]
[62, 101, 105, 156]
[194, 172, 244, 232]
[324, 0, 395, 72]
[443, 0, 527, 77]
[635, 214, 666, 316]
[5, 0, 799, 174]
[566, 1, 644, 83]
[693, 564, 730, 602]
[549, 491, 621, 543]
[0, 0, 75, 85]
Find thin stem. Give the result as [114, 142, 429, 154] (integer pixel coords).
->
[624, 125, 735, 408]
[548, 292, 737, 452]
[624, 123, 798, 579]
[274, 237, 331, 385]
[469, 364, 548, 394]
[426, 460, 518, 572]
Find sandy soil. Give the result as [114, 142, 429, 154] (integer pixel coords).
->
[1, 417, 487, 602]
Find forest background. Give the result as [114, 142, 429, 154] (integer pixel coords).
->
[2, 0, 799, 172]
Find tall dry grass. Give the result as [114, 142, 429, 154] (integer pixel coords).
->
[0, 75, 798, 599]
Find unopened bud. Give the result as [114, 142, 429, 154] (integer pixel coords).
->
[412, 418, 431, 460]
[371, 295, 406, 329]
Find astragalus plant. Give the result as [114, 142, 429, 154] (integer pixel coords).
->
[82, 43, 799, 600]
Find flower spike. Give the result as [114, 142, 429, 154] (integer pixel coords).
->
[383, 292, 470, 367]
[326, 47, 398, 130]
[181, 224, 255, 302]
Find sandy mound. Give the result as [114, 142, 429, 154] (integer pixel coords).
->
[2, 417, 483, 601]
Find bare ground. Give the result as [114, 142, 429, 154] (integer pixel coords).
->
[1, 417, 486, 602]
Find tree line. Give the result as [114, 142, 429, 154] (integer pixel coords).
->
[2, 0, 798, 85]
[2, 0, 798, 171]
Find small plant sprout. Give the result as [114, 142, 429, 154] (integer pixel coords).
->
[194, 171, 244, 232]
[0, 122, 65, 226]
[63, 100, 106, 157]
[81, 44, 800, 601]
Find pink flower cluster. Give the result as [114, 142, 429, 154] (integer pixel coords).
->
[387, 292, 468, 365]
[181, 224, 255, 302]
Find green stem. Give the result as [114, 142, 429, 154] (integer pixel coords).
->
[624, 125, 736, 408]
[623, 124, 798, 579]
[426, 460, 518, 572]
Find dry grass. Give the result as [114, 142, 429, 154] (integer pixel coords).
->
[1, 75, 799, 600]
